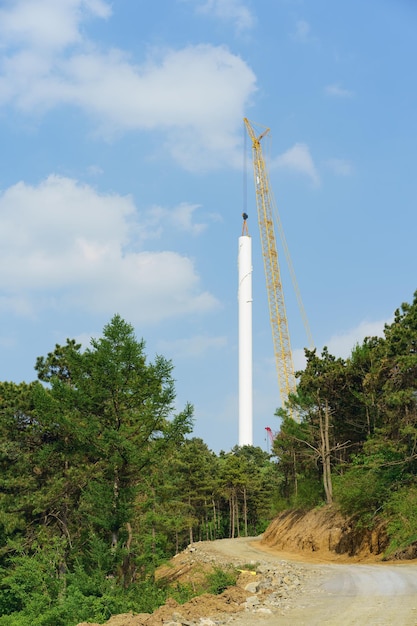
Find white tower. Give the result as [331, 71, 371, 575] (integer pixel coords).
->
[238, 214, 253, 446]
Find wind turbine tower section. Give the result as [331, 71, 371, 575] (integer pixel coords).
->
[238, 213, 253, 446]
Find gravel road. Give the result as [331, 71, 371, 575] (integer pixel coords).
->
[205, 536, 417, 626]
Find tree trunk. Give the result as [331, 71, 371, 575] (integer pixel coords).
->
[188, 495, 194, 544]
[229, 494, 234, 538]
[112, 466, 120, 549]
[293, 450, 298, 498]
[243, 486, 248, 537]
[212, 498, 217, 540]
[235, 493, 240, 538]
[319, 397, 333, 504]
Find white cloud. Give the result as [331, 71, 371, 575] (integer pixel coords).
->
[326, 158, 353, 176]
[72, 331, 99, 350]
[158, 334, 228, 359]
[324, 319, 391, 360]
[144, 203, 211, 238]
[241, 318, 391, 433]
[170, 204, 207, 235]
[325, 83, 354, 98]
[292, 319, 391, 371]
[0, 175, 219, 322]
[194, 0, 255, 32]
[293, 347, 307, 372]
[0, 0, 111, 51]
[272, 143, 320, 186]
[0, 1, 257, 170]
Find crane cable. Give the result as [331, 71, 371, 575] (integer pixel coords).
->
[245, 119, 314, 351]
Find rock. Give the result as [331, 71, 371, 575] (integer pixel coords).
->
[254, 607, 273, 615]
[171, 612, 187, 623]
[80, 542, 319, 626]
[244, 581, 260, 593]
[168, 612, 195, 625]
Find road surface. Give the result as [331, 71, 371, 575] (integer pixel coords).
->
[207, 536, 417, 626]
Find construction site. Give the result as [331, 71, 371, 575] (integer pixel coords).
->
[238, 118, 313, 447]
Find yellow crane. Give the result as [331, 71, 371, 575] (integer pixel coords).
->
[244, 118, 312, 419]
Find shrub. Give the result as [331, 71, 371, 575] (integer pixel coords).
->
[206, 567, 238, 595]
[384, 485, 417, 557]
[333, 467, 390, 526]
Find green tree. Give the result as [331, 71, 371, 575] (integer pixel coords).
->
[272, 413, 321, 507]
[171, 438, 220, 543]
[217, 446, 275, 538]
[0, 314, 194, 618]
[287, 348, 353, 504]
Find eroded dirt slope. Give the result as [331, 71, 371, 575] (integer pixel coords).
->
[260, 505, 389, 562]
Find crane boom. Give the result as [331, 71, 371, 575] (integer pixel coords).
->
[244, 117, 297, 414]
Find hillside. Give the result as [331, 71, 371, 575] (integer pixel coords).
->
[77, 506, 417, 626]
[260, 506, 389, 561]
[3, 296, 417, 625]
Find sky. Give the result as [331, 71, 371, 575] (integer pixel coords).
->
[1, 0, 417, 454]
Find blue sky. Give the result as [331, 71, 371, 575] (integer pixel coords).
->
[1, 0, 416, 453]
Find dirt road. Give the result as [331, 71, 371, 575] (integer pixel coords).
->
[207, 536, 417, 626]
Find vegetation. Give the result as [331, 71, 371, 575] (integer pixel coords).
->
[1, 291, 417, 624]
[0, 315, 277, 625]
[206, 567, 238, 594]
[273, 291, 417, 549]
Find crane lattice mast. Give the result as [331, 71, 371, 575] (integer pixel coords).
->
[244, 117, 297, 416]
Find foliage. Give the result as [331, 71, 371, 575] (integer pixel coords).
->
[272, 290, 417, 553]
[0, 558, 168, 626]
[3, 291, 417, 623]
[0, 315, 195, 624]
[205, 567, 238, 594]
[165, 582, 196, 605]
[333, 466, 389, 527]
[384, 486, 417, 556]
[0, 314, 280, 625]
